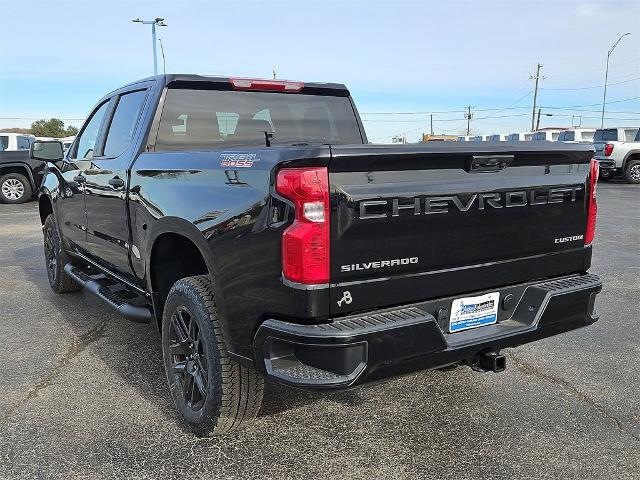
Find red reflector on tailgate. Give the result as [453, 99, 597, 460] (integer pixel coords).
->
[585, 159, 598, 245]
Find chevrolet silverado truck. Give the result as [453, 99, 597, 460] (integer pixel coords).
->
[33, 74, 602, 436]
[593, 127, 640, 183]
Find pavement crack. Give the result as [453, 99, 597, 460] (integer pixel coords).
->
[508, 352, 640, 442]
[0, 320, 108, 424]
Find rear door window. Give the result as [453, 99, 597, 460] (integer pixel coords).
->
[623, 128, 638, 142]
[0, 136, 8, 150]
[103, 90, 147, 157]
[593, 129, 618, 142]
[155, 88, 363, 151]
[559, 131, 575, 141]
[17, 136, 32, 150]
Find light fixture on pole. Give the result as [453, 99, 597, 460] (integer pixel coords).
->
[601, 32, 630, 128]
[132, 17, 168, 76]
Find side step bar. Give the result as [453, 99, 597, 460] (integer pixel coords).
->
[64, 263, 152, 324]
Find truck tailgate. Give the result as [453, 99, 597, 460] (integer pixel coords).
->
[328, 143, 595, 314]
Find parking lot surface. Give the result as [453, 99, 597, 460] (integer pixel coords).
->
[0, 182, 639, 480]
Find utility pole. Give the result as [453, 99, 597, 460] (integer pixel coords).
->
[430, 114, 434, 135]
[465, 106, 473, 136]
[535, 108, 542, 130]
[602, 33, 631, 128]
[530, 63, 544, 131]
[158, 38, 166, 75]
[272, 69, 277, 79]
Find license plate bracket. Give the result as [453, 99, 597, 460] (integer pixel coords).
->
[449, 292, 500, 333]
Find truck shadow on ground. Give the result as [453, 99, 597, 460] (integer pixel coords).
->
[12, 243, 367, 423]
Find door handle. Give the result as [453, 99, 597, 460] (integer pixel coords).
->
[73, 175, 86, 184]
[108, 176, 125, 188]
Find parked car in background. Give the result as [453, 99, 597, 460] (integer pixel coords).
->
[487, 134, 508, 142]
[508, 132, 533, 141]
[532, 130, 562, 142]
[457, 135, 473, 142]
[0, 149, 46, 203]
[0, 133, 35, 151]
[557, 128, 596, 143]
[593, 127, 640, 183]
[472, 135, 488, 142]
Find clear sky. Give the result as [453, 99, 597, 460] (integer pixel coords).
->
[1, 0, 638, 142]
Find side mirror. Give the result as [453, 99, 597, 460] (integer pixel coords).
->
[30, 140, 64, 161]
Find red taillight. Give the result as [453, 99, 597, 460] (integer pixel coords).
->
[276, 167, 330, 284]
[230, 78, 304, 92]
[585, 159, 599, 245]
[604, 143, 614, 156]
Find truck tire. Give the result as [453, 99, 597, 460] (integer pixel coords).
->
[162, 275, 264, 436]
[0, 172, 32, 204]
[623, 160, 640, 184]
[43, 215, 82, 293]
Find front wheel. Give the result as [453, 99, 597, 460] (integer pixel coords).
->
[43, 215, 82, 293]
[162, 275, 264, 436]
[624, 160, 640, 184]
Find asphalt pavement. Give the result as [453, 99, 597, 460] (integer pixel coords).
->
[0, 181, 638, 480]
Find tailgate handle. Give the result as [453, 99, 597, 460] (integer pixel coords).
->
[468, 155, 514, 173]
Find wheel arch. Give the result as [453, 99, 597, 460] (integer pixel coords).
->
[0, 163, 36, 190]
[38, 194, 54, 225]
[622, 151, 640, 171]
[145, 218, 232, 346]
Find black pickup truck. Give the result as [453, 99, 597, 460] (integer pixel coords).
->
[0, 150, 46, 203]
[33, 74, 602, 436]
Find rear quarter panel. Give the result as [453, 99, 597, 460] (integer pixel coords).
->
[128, 147, 331, 356]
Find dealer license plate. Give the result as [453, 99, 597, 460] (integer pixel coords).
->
[449, 292, 500, 333]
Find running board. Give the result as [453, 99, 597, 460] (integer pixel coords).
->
[64, 263, 152, 324]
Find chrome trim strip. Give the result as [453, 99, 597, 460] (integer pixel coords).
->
[281, 275, 329, 290]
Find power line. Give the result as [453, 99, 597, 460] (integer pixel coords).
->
[540, 77, 640, 91]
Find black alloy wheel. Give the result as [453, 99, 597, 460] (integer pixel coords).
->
[168, 306, 209, 412]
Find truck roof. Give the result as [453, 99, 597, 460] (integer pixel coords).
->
[111, 74, 351, 97]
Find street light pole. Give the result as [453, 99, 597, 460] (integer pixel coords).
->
[132, 17, 168, 76]
[601, 33, 631, 128]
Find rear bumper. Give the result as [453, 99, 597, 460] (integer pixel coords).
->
[253, 273, 602, 389]
[594, 158, 617, 171]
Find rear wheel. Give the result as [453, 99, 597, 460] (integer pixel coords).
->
[623, 160, 640, 184]
[43, 215, 82, 293]
[162, 275, 264, 436]
[0, 173, 32, 204]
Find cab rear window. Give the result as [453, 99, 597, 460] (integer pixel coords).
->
[155, 89, 363, 151]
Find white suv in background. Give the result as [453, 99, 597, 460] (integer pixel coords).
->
[593, 127, 640, 183]
[557, 128, 596, 143]
[0, 133, 35, 151]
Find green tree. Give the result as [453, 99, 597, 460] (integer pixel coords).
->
[30, 118, 78, 138]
